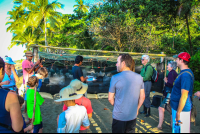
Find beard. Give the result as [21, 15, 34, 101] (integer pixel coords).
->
[117, 65, 122, 72]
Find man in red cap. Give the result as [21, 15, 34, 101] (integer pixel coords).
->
[170, 52, 194, 133]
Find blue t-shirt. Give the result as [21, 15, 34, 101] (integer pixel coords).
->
[2, 69, 18, 90]
[27, 74, 42, 92]
[109, 71, 144, 121]
[170, 69, 194, 112]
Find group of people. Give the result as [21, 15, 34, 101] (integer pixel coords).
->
[0, 51, 200, 133]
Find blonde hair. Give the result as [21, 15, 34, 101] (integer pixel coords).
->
[27, 76, 39, 87]
[37, 67, 48, 78]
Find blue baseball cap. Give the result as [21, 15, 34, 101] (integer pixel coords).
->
[3, 57, 16, 65]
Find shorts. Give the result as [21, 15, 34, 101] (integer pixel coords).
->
[33, 122, 43, 133]
[160, 98, 172, 114]
[112, 118, 136, 133]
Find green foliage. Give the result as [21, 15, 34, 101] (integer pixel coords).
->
[189, 50, 200, 92]
[6, 0, 200, 56]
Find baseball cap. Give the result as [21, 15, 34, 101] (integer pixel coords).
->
[3, 57, 16, 65]
[178, 52, 191, 62]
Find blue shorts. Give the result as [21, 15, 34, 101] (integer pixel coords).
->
[33, 122, 43, 133]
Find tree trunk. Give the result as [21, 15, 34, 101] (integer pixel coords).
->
[185, 14, 193, 56]
[44, 16, 48, 52]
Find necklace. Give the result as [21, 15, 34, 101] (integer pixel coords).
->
[5, 70, 12, 80]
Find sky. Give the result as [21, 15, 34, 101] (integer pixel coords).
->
[0, 0, 80, 61]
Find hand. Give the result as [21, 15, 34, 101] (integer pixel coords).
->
[164, 77, 168, 83]
[11, 65, 15, 71]
[85, 76, 88, 79]
[176, 112, 180, 123]
[3, 81, 10, 85]
[194, 91, 200, 98]
[35, 60, 41, 66]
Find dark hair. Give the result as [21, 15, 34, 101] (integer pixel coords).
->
[179, 58, 189, 65]
[0, 57, 5, 71]
[119, 54, 133, 69]
[27, 76, 39, 87]
[37, 67, 48, 78]
[75, 55, 83, 64]
[18, 95, 24, 106]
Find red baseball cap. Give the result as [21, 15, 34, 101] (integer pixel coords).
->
[178, 52, 191, 62]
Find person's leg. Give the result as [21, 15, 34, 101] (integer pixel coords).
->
[144, 81, 152, 117]
[112, 118, 126, 133]
[157, 107, 165, 128]
[180, 111, 190, 133]
[125, 118, 136, 133]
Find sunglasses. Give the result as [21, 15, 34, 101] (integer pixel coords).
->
[141, 59, 145, 61]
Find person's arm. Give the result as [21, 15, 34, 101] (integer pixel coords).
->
[81, 124, 90, 129]
[108, 92, 115, 106]
[5, 92, 23, 132]
[88, 113, 92, 119]
[0, 81, 10, 86]
[81, 111, 90, 129]
[176, 89, 189, 122]
[194, 91, 200, 98]
[24, 125, 32, 133]
[176, 73, 193, 122]
[80, 76, 88, 83]
[24, 60, 40, 74]
[143, 66, 153, 81]
[137, 89, 145, 115]
[11, 66, 19, 83]
[165, 72, 174, 87]
[108, 76, 116, 106]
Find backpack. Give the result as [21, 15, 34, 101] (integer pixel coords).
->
[145, 65, 159, 83]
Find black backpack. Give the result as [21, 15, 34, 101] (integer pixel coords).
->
[145, 65, 159, 83]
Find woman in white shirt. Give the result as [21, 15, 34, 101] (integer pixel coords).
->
[0, 57, 19, 93]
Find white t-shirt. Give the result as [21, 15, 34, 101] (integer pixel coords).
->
[57, 104, 90, 133]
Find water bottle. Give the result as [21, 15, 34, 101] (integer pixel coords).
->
[174, 120, 181, 133]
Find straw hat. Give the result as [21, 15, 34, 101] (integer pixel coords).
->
[24, 51, 33, 57]
[54, 85, 82, 102]
[70, 79, 88, 95]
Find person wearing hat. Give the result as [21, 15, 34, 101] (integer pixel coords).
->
[22, 51, 41, 113]
[170, 52, 194, 133]
[22, 51, 41, 86]
[0, 56, 19, 92]
[62, 79, 93, 133]
[55, 85, 90, 133]
[0, 57, 24, 133]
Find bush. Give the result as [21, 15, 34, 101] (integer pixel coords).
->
[189, 51, 200, 93]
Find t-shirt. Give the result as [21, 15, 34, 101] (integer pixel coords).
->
[63, 96, 93, 130]
[72, 66, 83, 81]
[26, 88, 44, 125]
[57, 104, 90, 133]
[1, 69, 18, 90]
[27, 74, 42, 92]
[22, 60, 34, 84]
[109, 71, 144, 121]
[170, 69, 194, 112]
